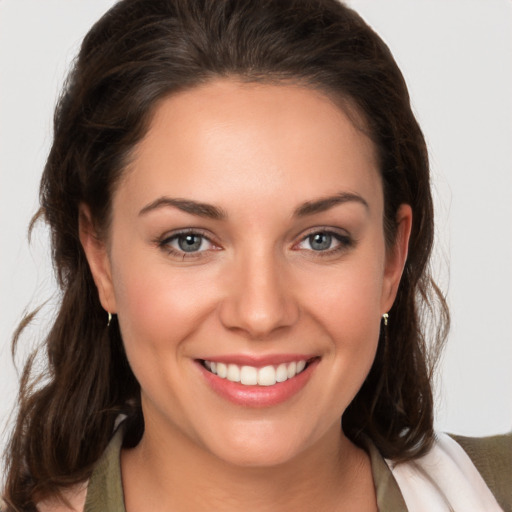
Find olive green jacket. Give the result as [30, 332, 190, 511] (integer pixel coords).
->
[83, 429, 511, 512]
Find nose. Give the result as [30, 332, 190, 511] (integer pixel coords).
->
[218, 250, 300, 339]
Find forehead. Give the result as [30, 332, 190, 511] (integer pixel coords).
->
[117, 79, 382, 217]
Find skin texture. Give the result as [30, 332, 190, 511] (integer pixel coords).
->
[80, 80, 412, 511]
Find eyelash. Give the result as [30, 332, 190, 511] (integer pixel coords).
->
[295, 229, 354, 257]
[155, 228, 354, 260]
[155, 229, 218, 260]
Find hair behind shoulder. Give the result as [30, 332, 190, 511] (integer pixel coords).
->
[3, 0, 449, 508]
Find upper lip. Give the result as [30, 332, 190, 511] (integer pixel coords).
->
[197, 354, 318, 367]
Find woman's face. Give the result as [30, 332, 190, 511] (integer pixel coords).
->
[83, 79, 411, 467]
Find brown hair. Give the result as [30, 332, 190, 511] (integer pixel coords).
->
[3, 0, 449, 509]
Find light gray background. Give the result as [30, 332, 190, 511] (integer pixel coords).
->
[1, 0, 511, 461]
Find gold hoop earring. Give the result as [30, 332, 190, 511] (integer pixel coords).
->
[107, 312, 112, 327]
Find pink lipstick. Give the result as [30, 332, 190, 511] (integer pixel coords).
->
[196, 355, 319, 407]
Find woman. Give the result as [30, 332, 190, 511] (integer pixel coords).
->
[2, 0, 510, 510]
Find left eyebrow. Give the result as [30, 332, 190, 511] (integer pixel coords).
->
[293, 192, 369, 217]
[138, 197, 227, 220]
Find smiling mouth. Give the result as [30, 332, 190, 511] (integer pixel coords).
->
[200, 359, 315, 386]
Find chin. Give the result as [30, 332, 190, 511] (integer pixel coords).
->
[213, 441, 304, 469]
[197, 419, 317, 469]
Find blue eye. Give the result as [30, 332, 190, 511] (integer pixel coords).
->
[308, 232, 333, 251]
[176, 234, 205, 252]
[296, 230, 352, 254]
[158, 231, 214, 256]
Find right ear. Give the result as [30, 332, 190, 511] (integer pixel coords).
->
[78, 204, 117, 314]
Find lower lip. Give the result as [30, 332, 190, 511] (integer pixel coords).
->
[197, 359, 319, 408]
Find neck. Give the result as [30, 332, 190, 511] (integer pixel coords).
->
[121, 417, 376, 512]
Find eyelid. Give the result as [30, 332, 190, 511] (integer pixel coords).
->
[294, 226, 351, 243]
[158, 227, 212, 243]
[155, 228, 221, 258]
[292, 226, 354, 254]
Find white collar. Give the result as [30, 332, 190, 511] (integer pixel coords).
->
[386, 433, 503, 511]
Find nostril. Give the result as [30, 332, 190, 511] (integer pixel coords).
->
[218, 294, 300, 339]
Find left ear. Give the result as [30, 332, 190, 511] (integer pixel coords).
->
[381, 204, 413, 313]
[79, 203, 117, 315]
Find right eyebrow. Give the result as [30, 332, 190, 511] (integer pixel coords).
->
[293, 192, 369, 217]
[138, 197, 227, 220]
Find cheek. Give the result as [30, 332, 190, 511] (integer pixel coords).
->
[307, 255, 384, 333]
[110, 247, 217, 356]
[301, 251, 384, 383]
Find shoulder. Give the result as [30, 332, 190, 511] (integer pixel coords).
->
[450, 431, 512, 511]
[1, 485, 87, 512]
[33, 426, 125, 512]
[36, 425, 126, 512]
[82, 426, 125, 512]
[36, 484, 88, 512]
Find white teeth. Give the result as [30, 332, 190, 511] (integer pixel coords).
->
[257, 365, 276, 386]
[216, 362, 227, 378]
[275, 364, 288, 382]
[240, 366, 258, 385]
[287, 361, 297, 379]
[204, 359, 309, 386]
[226, 364, 240, 382]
